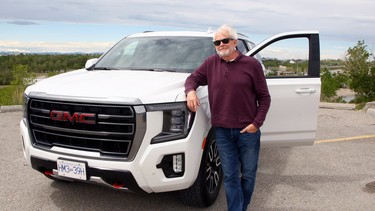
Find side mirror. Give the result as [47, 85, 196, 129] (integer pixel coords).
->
[85, 58, 99, 70]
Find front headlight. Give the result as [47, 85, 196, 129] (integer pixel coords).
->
[146, 102, 195, 144]
[22, 94, 30, 124]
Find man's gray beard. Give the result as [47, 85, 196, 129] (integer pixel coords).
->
[216, 46, 235, 57]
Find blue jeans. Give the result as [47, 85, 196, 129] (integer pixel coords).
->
[215, 127, 261, 211]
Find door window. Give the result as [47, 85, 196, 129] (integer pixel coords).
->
[256, 38, 309, 77]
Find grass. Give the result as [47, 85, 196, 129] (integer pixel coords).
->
[0, 85, 25, 106]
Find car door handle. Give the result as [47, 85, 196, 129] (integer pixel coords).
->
[295, 88, 316, 94]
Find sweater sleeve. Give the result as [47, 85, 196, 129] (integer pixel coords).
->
[252, 61, 271, 128]
[184, 58, 209, 95]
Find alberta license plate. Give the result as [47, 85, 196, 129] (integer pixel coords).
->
[57, 159, 87, 180]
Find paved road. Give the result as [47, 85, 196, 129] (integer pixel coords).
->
[1, 109, 374, 210]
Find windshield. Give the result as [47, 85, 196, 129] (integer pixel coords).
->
[94, 36, 216, 73]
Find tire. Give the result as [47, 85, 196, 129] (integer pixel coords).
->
[180, 129, 222, 207]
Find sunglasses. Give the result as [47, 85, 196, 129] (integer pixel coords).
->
[213, 38, 233, 46]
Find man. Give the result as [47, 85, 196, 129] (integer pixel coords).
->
[184, 24, 271, 211]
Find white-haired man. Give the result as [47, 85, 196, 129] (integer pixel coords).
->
[184, 24, 271, 211]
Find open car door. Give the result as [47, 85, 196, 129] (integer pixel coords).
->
[246, 31, 321, 147]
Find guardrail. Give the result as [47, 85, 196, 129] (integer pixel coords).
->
[0, 105, 23, 113]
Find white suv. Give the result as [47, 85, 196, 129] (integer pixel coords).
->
[20, 30, 321, 207]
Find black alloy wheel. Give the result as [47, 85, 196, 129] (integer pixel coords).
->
[180, 130, 223, 207]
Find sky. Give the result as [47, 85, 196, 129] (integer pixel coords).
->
[1, 0, 375, 59]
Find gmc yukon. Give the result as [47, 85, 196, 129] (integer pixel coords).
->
[20, 30, 321, 206]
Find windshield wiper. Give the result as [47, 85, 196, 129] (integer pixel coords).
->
[155, 69, 176, 72]
[93, 67, 118, 70]
[130, 68, 176, 72]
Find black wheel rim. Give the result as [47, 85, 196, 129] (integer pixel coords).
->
[205, 139, 221, 193]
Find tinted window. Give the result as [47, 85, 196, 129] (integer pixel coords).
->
[95, 37, 216, 73]
[237, 39, 248, 54]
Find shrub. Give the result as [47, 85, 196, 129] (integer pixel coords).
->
[344, 41, 375, 102]
[320, 68, 341, 101]
[0, 85, 24, 106]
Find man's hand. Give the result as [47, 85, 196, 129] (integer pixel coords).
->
[240, 124, 258, 133]
[186, 90, 200, 112]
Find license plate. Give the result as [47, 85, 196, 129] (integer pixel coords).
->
[57, 159, 87, 180]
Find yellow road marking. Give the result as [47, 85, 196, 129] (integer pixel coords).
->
[316, 135, 375, 144]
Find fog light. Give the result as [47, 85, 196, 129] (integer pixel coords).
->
[173, 154, 183, 173]
[156, 153, 185, 178]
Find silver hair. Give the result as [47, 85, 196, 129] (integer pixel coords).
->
[214, 24, 238, 40]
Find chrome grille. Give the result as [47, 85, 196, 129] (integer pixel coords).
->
[28, 99, 136, 157]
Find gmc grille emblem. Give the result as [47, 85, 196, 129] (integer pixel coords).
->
[50, 110, 96, 124]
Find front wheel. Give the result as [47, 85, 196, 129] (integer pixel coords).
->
[179, 130, 222, 207]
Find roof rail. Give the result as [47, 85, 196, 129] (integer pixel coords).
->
[238, 32, 249, 38]
[206, 27, 214, 33]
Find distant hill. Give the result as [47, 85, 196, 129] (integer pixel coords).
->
[0, 51, 104, 56]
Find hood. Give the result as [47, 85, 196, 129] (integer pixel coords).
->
[25, 69, 190, 104]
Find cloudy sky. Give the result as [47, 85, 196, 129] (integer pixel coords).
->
[1, 0, 374, 59]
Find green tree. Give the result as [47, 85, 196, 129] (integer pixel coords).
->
[11, 64, 35, 86]
[344, 40, 375, 102]
[10, 64, 36, 104]
[320, 68, 341, 101]
[0, 70, 12, 85]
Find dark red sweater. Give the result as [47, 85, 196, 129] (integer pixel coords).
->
[185, 53, 271, 129]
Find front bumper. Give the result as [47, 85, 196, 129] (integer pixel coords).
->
[30, 156, 144, 192]
[20, 109, 209, 193]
